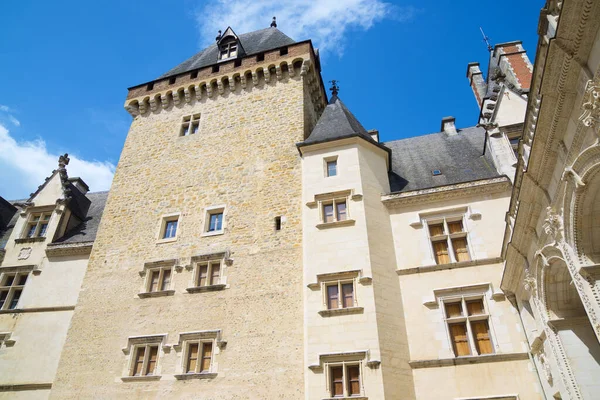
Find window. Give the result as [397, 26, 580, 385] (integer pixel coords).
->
[256, 53, 265, 62]
[185, 341, 213, 374]
[180, 114, 200, 136]
[196, 259, 222, 287]
[326, 159, 337, 177]
[169, 76, 176, 84]
[218, 39, 238, 60]
[322, 199, 347, 224]
[208, 213, 223, 232]
[190, 70, 198, 79]
[203, 206, 226, 235]
[234, 59, 242, 68]
[329, 364, 362, 397]
[212, 65, 219, 73]
[443, 297, 493, 357]
[428, 217, 470, 265]
[274, 216, 282, 231]
[163, 219, 178, 239]
[326, 281, 354, 310]
[146, 267, 172, 293]
[130, 344, 159, 376]
[280, 47, 288, 56]
[147, 82, 154, 91]
[0, 272, 28, 310]
[23, 211, 51, 238]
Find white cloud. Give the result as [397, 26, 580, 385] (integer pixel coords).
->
[195, 0, 414, 56]
[0, 104, 21, 127]
[0, 123, 115, 199]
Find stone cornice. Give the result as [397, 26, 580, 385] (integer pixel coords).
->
[381, 177, 511, 207]
[45, 242, 93, 258]
[0, 383, 52, 392]
[408, 352, 529, 369]
[397, 257, 503, 276]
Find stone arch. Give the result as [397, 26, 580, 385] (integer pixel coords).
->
[543, 256, 587, 320]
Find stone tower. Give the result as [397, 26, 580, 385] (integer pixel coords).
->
[50, 25, 326, 398]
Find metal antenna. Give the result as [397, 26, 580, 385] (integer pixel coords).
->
[480, 27, 493, 52]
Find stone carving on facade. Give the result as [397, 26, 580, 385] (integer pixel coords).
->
[579, 78, 600, 139]
[523, 268, 537, 293]
[17, 247, 32, 260]
[538, 352, 553, 385]
[543, 207, 564, 245]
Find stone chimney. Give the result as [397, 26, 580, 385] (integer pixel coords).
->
[441, 116, 457, 136]
[466, 63, 487, 107]
[493, 41, 533, 91]
[68, 177, 90, 195]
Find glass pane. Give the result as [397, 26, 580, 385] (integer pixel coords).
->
[3, 274, 15, 287]
[150, 270, 160, 292]
[187, 343, 199, 373]
[336, 201, 347, 221]
[27, 225, 36, 238]
[327, 161, 337, 177]
[164, 220, 178, 238]
[433, 241, 450, 264]
[192, 123, 199, 134]
[230, 49, 237, 57]
[347, 365, 360, 396]
[342, 283, 353, 308]
[452, 238, 470, 262]
[17, 274, 28, 286]
[210, 264, 220, 285]
[182, 125, 190, 136]
[330, 366, 344, 397]
[39, 223, 48, 237]
[447, 221, 464, 234]
[200, 342, 212, 372]
[0, 290, 7, 309]
[449, 323, 470, 356]
[323, 204, 334, 223]
[9, 290, 21, 309]
[161, 269, 171, 291]
[327, 285, 339, 309]
[472, 320, 493, 354]
[209, 213, 223, 231]
[43, 214, 51, 221]
[132, 347, 146, 376]
[429, 223, 444, 236]
[198, 265, 208, 287]
[444, 302, 463, 318]
[145, 346, 158, 375]
[32, 215, 41, 222]
[466, 299, 484, 316]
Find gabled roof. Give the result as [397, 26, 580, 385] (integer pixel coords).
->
[301, 95, 377, 145]
[160, 27, 295, 79]
[53, 191, 108, 244]
[386, 126, 500, 193]
[0, 197, 18, 250]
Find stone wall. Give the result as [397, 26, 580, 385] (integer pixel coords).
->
[51, 66, 317, 399]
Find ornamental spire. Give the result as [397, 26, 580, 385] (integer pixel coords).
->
[329, 80, 339, 97]
[270, 17, 277, 28]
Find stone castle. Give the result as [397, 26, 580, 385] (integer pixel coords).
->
[1, 1, 600, 398]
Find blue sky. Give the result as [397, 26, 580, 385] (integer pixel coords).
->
[0, 0, 541, 199]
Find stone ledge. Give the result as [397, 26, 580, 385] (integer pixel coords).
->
[408, 352, 529, 369]
[174, 373, 218, 380]
[138, 290, 175, 299]
[186, 284, 227, 293]
[0, 383, 52, 392]
[322, 397, 367, 400]
[397, 257, 503, 276]
[316, 219, 356, 230]
[14, 237, 46, 244]
[46, 242, 93, 257]
[120, 375, 162, 382]
[318, 307, 364, 317]
[0, 306, 75, 314]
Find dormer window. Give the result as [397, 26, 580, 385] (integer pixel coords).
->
[219, 39, 238, 60]
[23, 211, 51, 238]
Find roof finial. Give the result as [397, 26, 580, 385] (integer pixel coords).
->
[270, 16, 277, 28]
[479, 27, 493, 52]
[329, 80, 339, 97]
[216, 30, 222, 42]
[58, 153, 70, 169]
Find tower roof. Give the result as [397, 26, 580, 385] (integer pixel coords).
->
[159, 27, 296, 79]
[302, 95, 376, 145]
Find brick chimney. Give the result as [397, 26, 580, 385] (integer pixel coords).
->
[466, 63, 487, 107]
[493, 41, 533, 91]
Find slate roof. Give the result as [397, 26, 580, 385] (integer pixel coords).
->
[385, 127, 500, 193]
[301, 95, 380, 146]
[160, 27, 296, 79]
[0, 197, 18, 250]
[54, 191, 108, 244]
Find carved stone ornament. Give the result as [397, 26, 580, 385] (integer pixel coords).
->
[538, 352, 553, 385]
[18, 247, 32, 260]
[543, 206, 564, 244]
[523, 268, 537, 293]
[579, 78, 600, 137]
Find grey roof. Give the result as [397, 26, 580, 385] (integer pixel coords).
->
[55, 191, 108, 244]
[385, 126, 500, 193]
[302, 95, 377, 145]
[0, 198, 18, 250]
[159, 27, 296, 79]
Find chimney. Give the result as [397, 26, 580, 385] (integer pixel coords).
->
[493, 41, 533, 90]
[68, 177, 90, 195]
[466, 63, 487, 107]
[441, 116, 457, 136]
[368, 129, 379, 142]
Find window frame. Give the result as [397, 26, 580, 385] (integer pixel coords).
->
[183, 339, 215, 374]
[441, 295, 495, 357]
[0, 271, 28, 311]
[194, 259, 222, 288]
[21, 210, 52, 239]
[324, 279, 356, 310]
[326, 361, 364, 398]
[218, 39, 238, 60]
[202, 205, 226, 237]
[324, 156, 338, 178]
[320, 198, 348, 224]
[129, 343, 160, 377]
[145, 266, 173, 294]
[157, 213, 180, 243]
[180, 113, 201, 137]
[426, 216, 471, 265]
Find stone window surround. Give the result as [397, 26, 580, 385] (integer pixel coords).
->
[455, 396, 519, 400]
[422, 282, 504, 359]
[442, 294, 494, 357]
[202, 205, 226, 237]
[171, 329, 225, 380]
[323, 155, 338, 178]
[18, 206, 55, 240]
[308, 190, 360, 229]
[121, 334, 167, 382]
[138, 259, 176, 298]
[186, 252, 229, 293]
[308, 269, 369, 317]
[156, 212, 180, 244]
[180, 113, 201, 137]
[425, 214, 472, 265]
[0, 267, 32, 311]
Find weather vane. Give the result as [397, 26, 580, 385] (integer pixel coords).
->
[329, 80, 339, 96]
[480, 27, 493, 52]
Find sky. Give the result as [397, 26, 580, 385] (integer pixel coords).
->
[0, 0, 542, 199]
